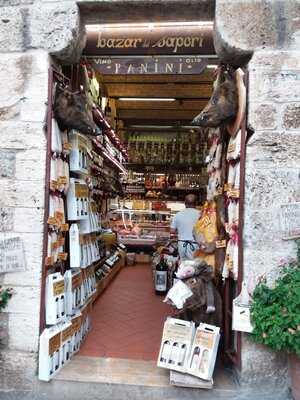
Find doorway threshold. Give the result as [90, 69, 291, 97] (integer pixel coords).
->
[54, 355, 236, 390]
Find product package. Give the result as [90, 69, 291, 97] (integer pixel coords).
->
[64, 269, 84, 315]
[38, 321, 72, 381]
[45, 272, 65, 325]
[67, 178, 89, 221]
[232, 282, 253, 333]
[157, 317, 196, 373]
[69, 130, 92, 174]
[186, 323, 220, 381]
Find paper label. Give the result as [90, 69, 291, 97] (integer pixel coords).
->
[197, 330, 214, 349]
[163, 321, 193, 343]
[75, 184, 89, 198]
[57, 237, 65, 247]
[50, 180, 58, 191]
[72, 273, 83, 289]
[71, 315, 82, 333]
[45, 256, 54, 266]
[58, 176, 67, 185]
[228, 189, 240, 199]
[54, 211, 64, 223]
[227, 143, 236, 153]
[216, 240, 226, 248]
[49, 332, 61, 355]
[60, 223, 69, 232]
[51, 241, 59, 251]
[61, 325, 73, 343]
[58, 252, 68, 261]
[53, 280, 65, 296]
[47, 217, 58, 226]
[63, 142, 73, 151]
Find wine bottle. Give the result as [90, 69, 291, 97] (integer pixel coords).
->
[155, 258, 168, 295]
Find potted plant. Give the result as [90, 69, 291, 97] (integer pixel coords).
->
[250, 241, 300, 400]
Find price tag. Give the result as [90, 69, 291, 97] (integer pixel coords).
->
[216, 240, 226, 248]
[45, 256, 54, 266]
[57, 237, 65, 247]
[63, 142, 72, 151]
[54, 211, 64, 223]
[228, 189, 240, 199]
[60, 223, 69, 232]
[227, 143, 236, 154]
[58, 176, 67, 185]
[58, 252, 68, 261]
[50, 180, 58, 191]
[47, 216, 58, 226]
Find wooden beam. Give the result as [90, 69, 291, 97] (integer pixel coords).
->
[106, 83, 212, 99]
[118, 109, 199, 120]
[116, 99, 207, 111]
[100, 71, 214, 84]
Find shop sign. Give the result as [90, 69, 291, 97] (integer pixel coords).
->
[280, 202, 300, 240]
[0, 237, 26, 273]
[90, 56, 208, 75]
[84, 26, 214, 56]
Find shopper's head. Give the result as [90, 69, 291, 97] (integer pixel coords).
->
[185, 194, 197, 208]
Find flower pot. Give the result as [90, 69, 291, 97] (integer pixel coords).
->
[289, 353, 300, 400]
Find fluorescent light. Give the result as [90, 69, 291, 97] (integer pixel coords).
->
[207, 64, 218, 69]
[118, 98, 176, 101]
[86, 21, 213, 30]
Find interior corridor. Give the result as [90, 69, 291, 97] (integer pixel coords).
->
[79, 264, 171, 361]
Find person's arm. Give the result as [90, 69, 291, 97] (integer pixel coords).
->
[170, 215, 177, 237]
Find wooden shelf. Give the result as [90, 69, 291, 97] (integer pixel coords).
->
[94, 256, 124, 301]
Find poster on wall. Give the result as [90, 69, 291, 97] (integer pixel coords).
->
[0, 237, 26, 273]
[280, 202, 300, 240]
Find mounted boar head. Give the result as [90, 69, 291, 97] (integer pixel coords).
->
[53, 85, 99, 135]
[191, 67, 238, 127]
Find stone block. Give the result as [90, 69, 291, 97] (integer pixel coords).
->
[0, 0, 34, 5]
[246, 130, 300, 169]
[8, 312, 39, 352]
[240, 335, 288, 386]
[0, 350, 37, 391]
[13, 206, 44, 233]
[0, 7, 25, 52]
[0, 121, 46, 150]
[0, 179, 45, 208]
[15, 148, 46, 181]
[3, 268, 41, 288]
[250, 50, 300, 71]
[243, 242, 297, 285]
[248, 102, 278, 130]
[4, 285, 40, 315]
[0, 150, 16, 178]
[0, 207, 14, 232]
[282, 103, 300, 129]
[243, 208, 282, 248]
[249, 70, 300, 102]
[29, 2, 86, 62]
[0, 53, 32, 111]
[244, 167, 300, 210]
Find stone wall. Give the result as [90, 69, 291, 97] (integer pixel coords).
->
[0, 0, 84, 392]
[215, 0, 300, 387]
[0, 0, 299, 394]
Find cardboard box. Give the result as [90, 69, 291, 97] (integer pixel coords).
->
[38, 321, 72, 382]
[186, 323, 220, 381]
[135, 253, 151, 263]
[157, 317, 195, 373]
[45, 272, 65, 325]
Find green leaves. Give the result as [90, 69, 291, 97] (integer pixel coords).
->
[250, 241, 300, 355]
[0, 287, 13, 312]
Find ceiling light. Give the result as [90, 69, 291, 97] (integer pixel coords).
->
[86, 21, 213, 30]
[207, 64, 218, 69]
[118, 98, 176, 101]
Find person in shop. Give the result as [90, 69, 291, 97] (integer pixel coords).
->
[170, 194, 201, 260]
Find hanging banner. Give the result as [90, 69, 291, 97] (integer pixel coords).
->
[90, 56, 208, 75]
[84, 25, 215, 56]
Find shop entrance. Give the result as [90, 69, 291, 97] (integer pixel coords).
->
[41, 13, 245, 390]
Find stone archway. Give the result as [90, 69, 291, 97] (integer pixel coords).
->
[0, 0, 299, 394]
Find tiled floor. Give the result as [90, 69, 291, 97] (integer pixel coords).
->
[79, 263, 172, 361]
